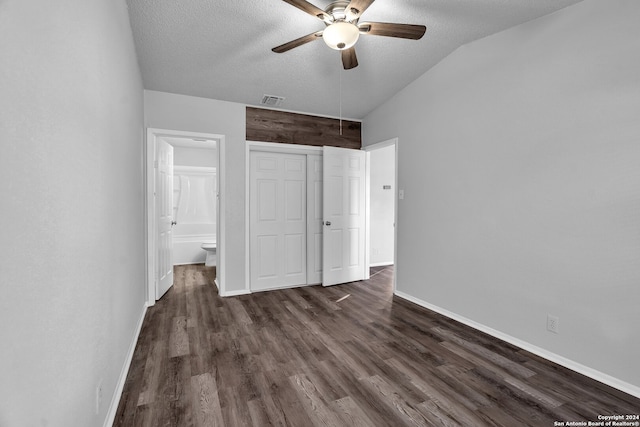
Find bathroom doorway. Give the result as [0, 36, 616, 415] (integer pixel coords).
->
[146, 129, 225, 305]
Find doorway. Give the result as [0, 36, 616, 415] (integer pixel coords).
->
[364, 138, 398, 291]
[146, 128, 225, 306]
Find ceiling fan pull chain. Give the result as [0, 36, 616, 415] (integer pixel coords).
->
[339, 66, 343, 136]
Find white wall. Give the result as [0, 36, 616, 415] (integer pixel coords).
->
[364, 0, 640, 394]
[369, 144, 396, 266]
[144, 90, 246, 292]
[0, 0, 146, 425]
[174, 145, 217, 168]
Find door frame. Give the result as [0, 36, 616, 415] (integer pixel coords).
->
[245, 141, 322, 291]
[146, 128, 225, 306]
[362, 138, 398, 293]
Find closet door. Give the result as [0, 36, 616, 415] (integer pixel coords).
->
[250, 151, 307, 291]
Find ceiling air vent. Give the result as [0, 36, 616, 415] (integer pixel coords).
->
[261, 95, 285, 108]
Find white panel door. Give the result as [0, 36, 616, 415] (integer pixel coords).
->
[322, 146, 366, 286]
[307, 154, 323, 284]
[157, 139, 174, 299]
[250, 151, 307, 291]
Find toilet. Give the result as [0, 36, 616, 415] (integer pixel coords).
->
[201, 241, 217, 267]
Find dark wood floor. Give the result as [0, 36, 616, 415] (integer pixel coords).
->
[114, 264, 640, 426]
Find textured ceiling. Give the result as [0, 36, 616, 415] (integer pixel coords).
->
[126, 0, 583, 119]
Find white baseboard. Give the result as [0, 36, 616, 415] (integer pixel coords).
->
[369, 261, 394, 267]
[220, 289, 251, 297]
[395, 290, 640, 399]
[104, 303, 148, 427]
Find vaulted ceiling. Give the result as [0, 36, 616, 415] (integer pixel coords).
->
[126, 0, 583, 119]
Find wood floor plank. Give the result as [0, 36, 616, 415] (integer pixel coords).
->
[250, 371, 291, 426]
[136, 339, 166, 406]
[289, 373, 345, 427]
[190, 372, 224, 427]
[385, 357, 482, 422]
[415, 400, 462, 427]
[317, 358, 406, 426]
[362, 374, 431, 427]
[467, 366, 560, 426]
[261, 367, 317, 427]
[218, 386, 254, 426]
[330, 396, 377, 427]
[433, 325, 536, 378]
[169, 316, 190, 358]
[114, 264, 640, 426]
[246, 397, 274, 426]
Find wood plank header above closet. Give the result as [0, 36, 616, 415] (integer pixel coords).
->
[246, 107, 361, 150]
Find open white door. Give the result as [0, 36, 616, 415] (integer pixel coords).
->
[156, 139, 174, 299]
[322, 146, 366, 286]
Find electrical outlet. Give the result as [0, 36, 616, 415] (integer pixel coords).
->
[547, 314, 559, 334]
[96, 380, 103, 414]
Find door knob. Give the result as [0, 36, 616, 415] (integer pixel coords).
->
[324, 221, 331, 226]
[171, 221, 177, 226]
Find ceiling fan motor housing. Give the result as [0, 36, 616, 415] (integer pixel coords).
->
[329, 1, 358, 21]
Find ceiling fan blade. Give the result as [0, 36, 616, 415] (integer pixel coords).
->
[359, 22, 426, 40]
[341, 47, 358, 70]
[281, 0, 331, 22]
[346, 0, 375, 20]
[272, 31, 323, 53]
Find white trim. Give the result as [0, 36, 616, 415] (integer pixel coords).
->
[145, 129, 156, 306]
[369, 261, 394, 267]
[250, 282, 314, 294]
[363, 138, 398, 293]
[362, 138, 398, 151]
[217, 135, 226, 295]
[162, 137, 218, 149]
[244, 143, 251, 293]
[220, 289, 252, 297]
[247, 140, 323, 155]
[395, 290, 640, 399]
[146, 128, 225, 306]
[173, 165, 216, 174]
[104, 304, 147, 427]
[173, 261, 207, 266]
[248, 105, 362, 123]
[364, 150, 371, 280]
[393, 141, 398, 293]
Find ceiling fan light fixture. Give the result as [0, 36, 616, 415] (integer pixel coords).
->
[323, 21, 359, 50]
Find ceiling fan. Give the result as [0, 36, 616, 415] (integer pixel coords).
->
[272, 0, 426, 70]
